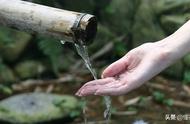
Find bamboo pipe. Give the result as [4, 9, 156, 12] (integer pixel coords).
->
[0, 0, 97, 44]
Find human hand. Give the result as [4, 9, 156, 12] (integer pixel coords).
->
[76, 42, 173, 96]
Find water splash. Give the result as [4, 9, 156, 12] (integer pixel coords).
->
[75, 40, 112, 124]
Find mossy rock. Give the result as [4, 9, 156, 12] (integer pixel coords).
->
[0, 27, 31, 62]
[14, 60, 46, 79]
[0, 64, 16, 83]
[0, 93, 79, 124]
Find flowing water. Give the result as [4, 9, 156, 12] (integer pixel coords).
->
[74, 40, 112, 124]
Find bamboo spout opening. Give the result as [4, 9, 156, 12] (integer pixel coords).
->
[83, 16, 97, 44]
[71, 14, 97, 44]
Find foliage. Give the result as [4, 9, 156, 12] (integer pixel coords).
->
[183, 70, 190, 85]
[153, 91, 173, 106]
[0, 27, 31, 62]
[14, 60, 46, 79]
[37, 37, 63, 75]
[0, 60, 16, 83]
[0, 85, 12, 95]
[114, 41, 128, 57]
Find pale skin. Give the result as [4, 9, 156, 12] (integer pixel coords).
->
[76, 20, 190, 96]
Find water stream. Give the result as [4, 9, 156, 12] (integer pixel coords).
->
[74, 40, 112, 124]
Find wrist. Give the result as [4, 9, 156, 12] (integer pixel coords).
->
[156, 20, 190, 61]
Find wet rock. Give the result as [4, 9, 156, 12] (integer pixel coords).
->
[0, 93, 79, 124]
[0, 27, 31, 62]
[14, 60, 46, 79]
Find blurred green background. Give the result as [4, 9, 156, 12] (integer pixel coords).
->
[0, 0, 190, 124]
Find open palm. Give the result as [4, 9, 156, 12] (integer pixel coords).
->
[76, 42, 172, 96]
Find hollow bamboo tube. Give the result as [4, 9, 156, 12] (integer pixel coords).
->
[0, 0, 97, 44]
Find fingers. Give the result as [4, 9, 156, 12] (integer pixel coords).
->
[102, 55, 130, 78]
[76, 78, 132, 96]
[95, 86, 126, 96]
[77, 86, 100, 96]
[75, 78, 115, 96]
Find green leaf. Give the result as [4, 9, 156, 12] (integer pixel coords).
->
[163, 99, 173, 106]
[153, 91, 165, 103]
[114, 41, 127, 57]
[69, 110, 80, 118]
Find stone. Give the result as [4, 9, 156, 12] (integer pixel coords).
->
[14, 60, 46, 79]
[0, 64, 16, 83]
[0, 93, 79, 124]
[0, 27, 31, 62]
